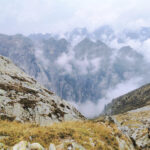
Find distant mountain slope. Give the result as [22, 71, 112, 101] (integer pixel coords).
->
[0, 55, 84, 125]
[103, 83, 150, 115]
[0, 34, 52, 90]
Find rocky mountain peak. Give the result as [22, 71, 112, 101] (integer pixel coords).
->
[0, 55, 85, 125]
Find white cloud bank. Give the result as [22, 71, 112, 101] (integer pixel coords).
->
[70, 77, 142, 118]
[109, 37, 150, 63]
[56, 50, 101, 75]
[0, 0, 150, 34]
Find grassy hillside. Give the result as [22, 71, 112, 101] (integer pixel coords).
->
[0, 120, 133, 150]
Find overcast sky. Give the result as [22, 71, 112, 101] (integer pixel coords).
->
[0, 0, 150, 35]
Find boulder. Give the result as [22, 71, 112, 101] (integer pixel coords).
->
[13, 141, 30, 150]
[49, 143, 56, 150]
[30, 143, 44, 150]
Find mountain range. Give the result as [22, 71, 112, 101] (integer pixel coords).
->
[0, 26, 150, 117]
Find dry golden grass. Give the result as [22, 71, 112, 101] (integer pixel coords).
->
[0, 119, 127, 149]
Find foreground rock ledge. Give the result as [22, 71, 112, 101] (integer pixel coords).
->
[0, 55, 85, 125]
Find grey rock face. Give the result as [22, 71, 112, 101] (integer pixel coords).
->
[0, 55, 85, 125]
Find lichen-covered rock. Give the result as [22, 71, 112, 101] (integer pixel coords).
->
[30, 143, 44, 150]
[113, 105, 150, 149]
[49, 143, 56, 150]
[0, 55, 85, 125]
[12, 141, 44, 150]
[13, 141, 30, 150]
[116, 137, 135, 150]
[56, 139, 86, 150]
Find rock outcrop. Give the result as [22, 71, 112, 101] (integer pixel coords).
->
[113, 105, 150, 149]
[0, 55, 85, 125]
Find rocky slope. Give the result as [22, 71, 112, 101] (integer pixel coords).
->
[103, 83, 150, 115]
[0, 55, 84, 125]
[113, 105, 150, 149]
[102, 84, 150, 149]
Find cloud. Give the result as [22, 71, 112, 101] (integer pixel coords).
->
[70, 100, 105, 118]
[0, 0, 150, 34]
[35, 49, 50, 68]
[90, 57, 101, 73]
[108, 36, 150, 64]
[56, 51, 74, 74]
[140, 39, 150, 62]
[70, 35, 86, 47]
[125, 38, 150, 63]
[56, 50, 101, 75]
[70, 77, 142, 118]
[106, 77, 142, 99]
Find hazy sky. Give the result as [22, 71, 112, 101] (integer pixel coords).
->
[0, 0, 150, 35]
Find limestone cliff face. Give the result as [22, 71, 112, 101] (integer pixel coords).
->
[0, 55, 85, 125]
